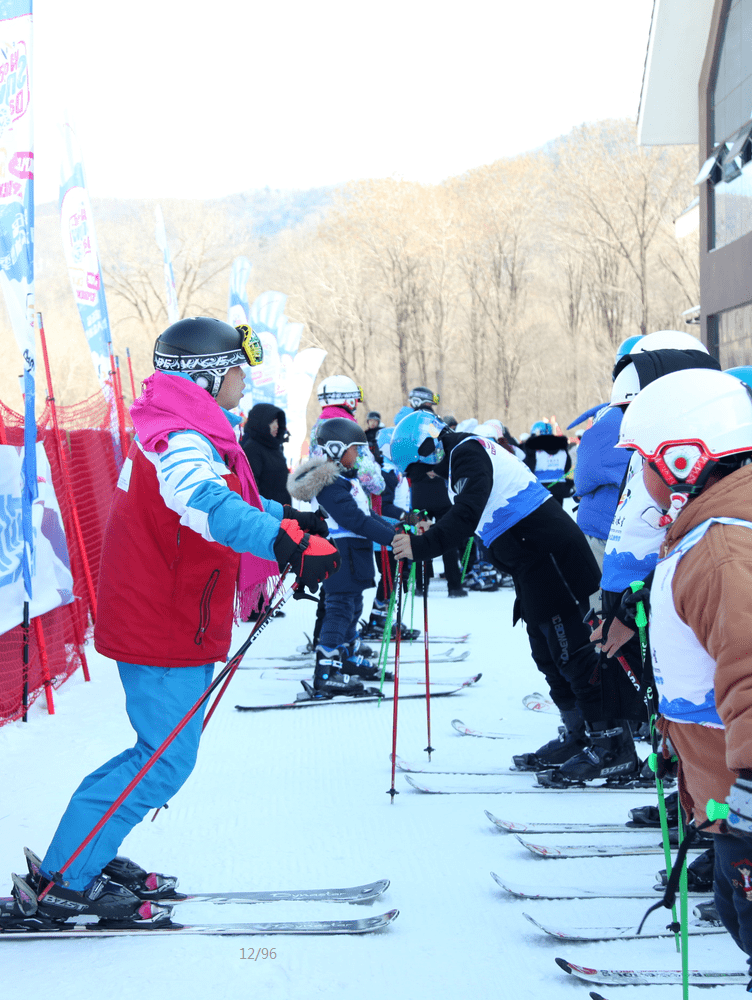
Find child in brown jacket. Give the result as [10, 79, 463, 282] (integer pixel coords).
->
[618, 367, 752, 980]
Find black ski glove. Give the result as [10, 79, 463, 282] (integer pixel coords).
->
[615, 577, 652, 627]
[273, 519, 340, 593]
[282, 505, 329, 537]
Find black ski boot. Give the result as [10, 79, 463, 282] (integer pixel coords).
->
[103, 856, 182, 900]
[512, 710, 587, 771]
[359, 602, 421, 642]
[629, 792, 679, 827]
[35, 872, 173, 926]
[348, 637, 375, 660]
[694, 900, 721, 922]
[556, 720, 641, 782]
[340, 651, 381, 681]
[313, 648, 365, 697]
[656, 845, 715, 892]
[23, 847, 181, 903]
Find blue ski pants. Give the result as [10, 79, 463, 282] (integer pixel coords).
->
[41, 661, 213, 890]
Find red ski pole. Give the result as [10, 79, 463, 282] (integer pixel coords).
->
[422, 560, 434, 759]
[387, 559, 404, 803]
[38, 570, 295, 900]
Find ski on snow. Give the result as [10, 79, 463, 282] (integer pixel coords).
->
[165, 878, 389, 906]
[235, 674, 481, 712]
[514, 833, 705, 859]
[262, 670, 471, 685]
[485, 811, 665, 835]
[0, 910, 399, 939]
[490, 872, 707, 900]
[245, 649, 470, 668]
[523, 912, 724, 941]
[522, 692, 556, 714]
[405, 774, 661, 795]
[451, 719, 519, 740]
[555, 957, 746, 987]
[249, 634, 470, 662]
[395, 756, 532, 774]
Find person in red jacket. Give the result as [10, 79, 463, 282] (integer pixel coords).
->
[16, 318, 338, 931]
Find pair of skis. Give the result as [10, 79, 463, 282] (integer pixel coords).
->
[0, 876, 397, 939]
[235, 674, 482, 712]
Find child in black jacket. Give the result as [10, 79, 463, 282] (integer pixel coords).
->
[288, 418, 396, 696]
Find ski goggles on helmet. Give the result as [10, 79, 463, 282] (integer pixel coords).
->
[409, 389, 440, 408]
[237, 325, 264, 367]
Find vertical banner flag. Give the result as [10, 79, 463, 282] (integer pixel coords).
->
[0, 0, 36, 600]
[59, 121, 112, 387]
[0, 442, 74, 636]
[285, 347, 327, 465]
[227, 255, 251, 327]
[155, 204, 179, 325]
[275, 316, 304, 412]
[246, 290, 286, 408]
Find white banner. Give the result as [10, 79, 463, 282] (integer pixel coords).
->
[155, 204, 179, 325]
[0, 442, 75, 637]
[284, 347, 327, 465]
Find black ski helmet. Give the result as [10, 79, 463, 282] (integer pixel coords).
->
[316, 417, 367, 462]
[409, 386, 440, 409]
[153, 317, 263, 398]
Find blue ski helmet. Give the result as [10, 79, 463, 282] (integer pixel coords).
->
[393, 405, 413, 426]
[615, 335, 643, 360]
[726, 366, 752, 393]
[390, 411, 446, 472]
[530, 421, 553, 436]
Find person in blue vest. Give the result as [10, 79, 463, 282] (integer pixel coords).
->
[522, 420, 574, 506]
[388, 410, 637, 779]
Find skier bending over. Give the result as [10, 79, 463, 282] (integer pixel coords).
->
[10, 318, 338, 931]
[617, 368, 752, 982]
[389, 411, 641, 783]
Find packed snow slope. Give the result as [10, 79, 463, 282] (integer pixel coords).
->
[0, 575, 745, 999]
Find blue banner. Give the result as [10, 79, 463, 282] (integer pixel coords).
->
[59, 121, 113, 388]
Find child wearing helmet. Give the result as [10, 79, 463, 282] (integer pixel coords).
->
[288, 417, 398, 696]
[390, 410, 608, 776]
[310, 375, 384, 497]
[617, 368, 752, 979]
[24, 318, 338, 930]
[522, 420, 574, 506]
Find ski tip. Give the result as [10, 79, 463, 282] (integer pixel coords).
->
[555, 958, 573, 975]
[589, 994, 609, 1000]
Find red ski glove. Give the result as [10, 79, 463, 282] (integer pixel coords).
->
[273, 519, 340, 593]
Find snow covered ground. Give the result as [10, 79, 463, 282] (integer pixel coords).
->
[0, 576, 745, 999]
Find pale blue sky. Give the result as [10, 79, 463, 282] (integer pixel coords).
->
[33, 0, 655, 203]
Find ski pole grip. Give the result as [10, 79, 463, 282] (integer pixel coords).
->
[706, 799, 730, 822]
[630, 580, 648, 628]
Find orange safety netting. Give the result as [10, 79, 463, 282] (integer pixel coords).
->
[0, 386, 133, 725]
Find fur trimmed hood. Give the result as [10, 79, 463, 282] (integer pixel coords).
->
[287, 455, 341, 503]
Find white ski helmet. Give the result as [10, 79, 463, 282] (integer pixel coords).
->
[630, 330, 709, 354]
[618, 369, 752, 495]
[317, 375, 363, 408]
[473, 422, 498, 440]
[456, 417, 479, 433]
[610, 363, 642, 406]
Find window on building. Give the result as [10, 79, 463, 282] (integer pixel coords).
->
[709, 0, 752, 249]
[716, 301, 752, 367]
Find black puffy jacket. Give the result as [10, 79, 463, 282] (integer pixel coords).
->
[240, 403, 291, 505]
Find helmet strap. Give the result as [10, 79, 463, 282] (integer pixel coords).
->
[190, 370, 225, 398]
[658, 491, 690, 527]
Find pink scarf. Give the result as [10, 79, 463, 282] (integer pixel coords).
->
[131, 372, 279, 618]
